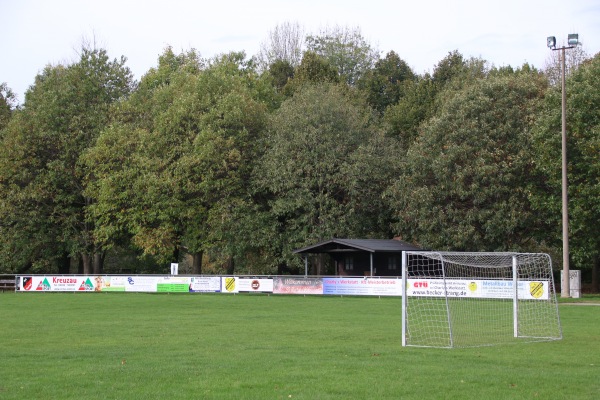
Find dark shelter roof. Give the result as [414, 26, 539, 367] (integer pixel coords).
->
[293, 238, 422, 254]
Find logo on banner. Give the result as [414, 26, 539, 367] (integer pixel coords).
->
[23, 277, 33, 291]
[529, 282, 544, 299]
[78, 278, 94, 291]
[36, 278, 51, 291]
[251, 280, 260, 290]
[225, 277, 236, 292]
[468, 282, 477, 292]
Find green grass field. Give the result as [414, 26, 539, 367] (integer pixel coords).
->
[0, 292, 598, 399]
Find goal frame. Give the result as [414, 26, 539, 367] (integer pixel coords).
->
[401, 251, 562, 348]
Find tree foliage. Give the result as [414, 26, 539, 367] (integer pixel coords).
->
[0, 47, 134, 273]
[387, 69, 548, 251]
[533, 53, 600, 275]
[256, 21, 304, 71]
[305, 25, 379, 85]
[84, 50, 269, 273]
[383, 51, 487, 151]
[357, 51, 416, 113]
[543, 44, 590, 87]
[0, 82, 18, 130]
[254, 83, 397, 269]
[0, 27, 599, 285]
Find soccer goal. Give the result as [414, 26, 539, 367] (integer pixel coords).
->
[401, 252, 562, 348]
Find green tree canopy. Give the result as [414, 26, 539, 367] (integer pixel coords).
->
[0, 47, 134, 273]
[0, 82, 18, 130]
[84, 50, 270, 273]
[305, 25, 379, 85]
[254, 83, 398, 270]
[357, 51, 416, 114]
[533, 53, 600, 280]
[387, 69, 548, 251]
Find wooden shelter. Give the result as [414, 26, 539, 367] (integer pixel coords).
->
[293, 238, 422, 277]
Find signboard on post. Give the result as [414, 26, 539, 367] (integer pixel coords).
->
[561, 270, 581, 298]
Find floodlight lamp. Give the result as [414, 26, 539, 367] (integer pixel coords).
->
[568, 34, 579, 46]
[547, 36, 556, 49]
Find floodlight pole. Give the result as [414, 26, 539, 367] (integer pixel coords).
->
[547, 34, 578, 298]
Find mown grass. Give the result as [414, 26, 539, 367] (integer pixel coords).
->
[0, 292, 598, 399]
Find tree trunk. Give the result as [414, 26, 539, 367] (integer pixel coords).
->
[592, 255, 599, 293]
[191, 251, 203, 275]
[58, 253, 70, 274]
[226, 257, 235, 275]
[172, 247, 180, 274]
[92, 252, 104, 275]
[81, 254, 92, 275]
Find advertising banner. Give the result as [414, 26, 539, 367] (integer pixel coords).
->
[122, 276, 159, 292]
[15, 275, 549, 300]
[189, 277, 221, 293]
[18, 276, 96, 292]
[95, 276, 125, 291]
[221, 277, 238, 293]
[273, 277, 323, 294]
[237, 278, 273, 293]
[156, 276, 190, 292]
[406, 279, 550, 300]
[323, 277, 402, 296]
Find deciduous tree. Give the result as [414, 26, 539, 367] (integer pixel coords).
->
[84, 50, 270, 274]
[534, 53, 600, 290]
[387, 69, 548, 251]
[305, 25, 379, 85]
[0, 82, 17, 130]
[255, 83, 398, 270]
[357, 51, 416, 114]
[256, 21, 304, 71]
[0, 47, 134, 273]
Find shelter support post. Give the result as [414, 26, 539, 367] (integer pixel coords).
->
[304, 256, 308, 277]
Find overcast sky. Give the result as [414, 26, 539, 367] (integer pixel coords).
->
[2, 0, 599, 103]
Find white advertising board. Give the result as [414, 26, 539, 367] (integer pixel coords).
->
[406, 279, 550, 300]
[322, 277, 402, 296]
[16, 275, 550, 300]
[189, 277, 221, 292]
[237, 278, 274, 293]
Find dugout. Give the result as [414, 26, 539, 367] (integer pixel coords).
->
[293, 238, 422, 277]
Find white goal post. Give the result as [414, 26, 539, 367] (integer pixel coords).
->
[401, 252, 562, 348]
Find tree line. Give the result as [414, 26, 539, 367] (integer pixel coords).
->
[0, 25, 598, 290]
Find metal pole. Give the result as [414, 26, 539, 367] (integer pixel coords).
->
[401, 251, 407, 347]
[512, 255, 519, 338]
[561, 47, 570, 298]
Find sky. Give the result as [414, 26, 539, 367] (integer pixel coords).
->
[2, 0, 599, 104]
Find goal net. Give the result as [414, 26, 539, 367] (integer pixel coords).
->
[401, 252, 562, 348]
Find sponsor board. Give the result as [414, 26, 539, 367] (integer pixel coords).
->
[123, 276, 158, 292]
[273, 277, 323, 294]
[189, 277, 221, 293]
[222, 277, 238, 293]
[18, 276, 95, 291]
[322, 277, 402, 296]
[157, 276, 190, 292]
[15, 275, 550, 300]
[237, 278, 273, 293]
[407, 279, 550, 300]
